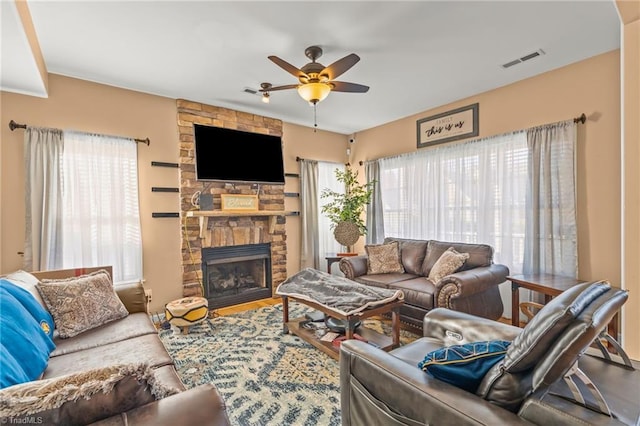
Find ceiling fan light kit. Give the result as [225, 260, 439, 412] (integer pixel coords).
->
[297, 82, 331, 105]
[259, 45, 369, 126]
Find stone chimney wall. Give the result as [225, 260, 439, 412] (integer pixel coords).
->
[177, 99, 286, 297]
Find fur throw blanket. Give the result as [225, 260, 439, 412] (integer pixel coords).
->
[276, 268, 404, 316]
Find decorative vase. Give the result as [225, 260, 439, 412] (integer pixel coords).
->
[334, 220, 361, 248]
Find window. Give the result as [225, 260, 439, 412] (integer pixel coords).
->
[57, 131, 142, 284]
[318, 161, 345, 271]
[379, 131, 528, 274]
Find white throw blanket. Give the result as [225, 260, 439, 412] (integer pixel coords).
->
[275, 268, 404, 316]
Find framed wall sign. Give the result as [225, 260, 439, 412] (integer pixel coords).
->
[221, 194, 259, 211]
[417, 103, 479, 148]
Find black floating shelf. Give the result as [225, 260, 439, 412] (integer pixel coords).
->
[285, 211, 300, 216]
[152, 187, 179, 193]
[284, 192, 300, 197]
[151, 161, 179, 168]
[284, 173, 299, 178]
[152, 212, 179, 218]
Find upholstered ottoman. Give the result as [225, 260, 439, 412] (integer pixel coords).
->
[165, 297, 209, 334]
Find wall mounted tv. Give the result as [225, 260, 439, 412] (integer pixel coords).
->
[193, 124, 285, 184]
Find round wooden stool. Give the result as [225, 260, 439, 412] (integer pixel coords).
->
[165, 297, 209, 334]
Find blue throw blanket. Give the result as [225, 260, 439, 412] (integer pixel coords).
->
[0, 279, 56, 389]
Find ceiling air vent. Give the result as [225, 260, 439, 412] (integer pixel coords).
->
[243, 87, 258, 95]
[502, 49, 546, 69]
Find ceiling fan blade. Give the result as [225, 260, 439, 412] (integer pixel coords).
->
[259, 84, 299, 92]
[268, 55, 307, 79]
[321, 53, 360, 80]
[330, 81, 369, 93]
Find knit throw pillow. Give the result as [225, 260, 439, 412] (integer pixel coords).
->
[36, 269, 129, 338]
[365, 241, 405, 274]
[428, 247, 469, 282]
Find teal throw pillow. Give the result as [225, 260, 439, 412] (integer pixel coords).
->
[418, 340, 511, 393]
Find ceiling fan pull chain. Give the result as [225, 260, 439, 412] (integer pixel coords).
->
[313, 104, 318, 132]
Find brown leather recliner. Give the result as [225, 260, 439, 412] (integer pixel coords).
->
[340, 281, 637, 425]
[339, 237, 508, 328]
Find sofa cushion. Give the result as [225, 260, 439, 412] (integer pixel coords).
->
[476, 281, 611, 410]
[388, 277, 436, 310]
[354, 272, 418, 289]
[365, 241, 405, 274]
[51, 312, 158, 357]
[43, 334, 174, 379]
[37, 269, 129, 338]
[419, 340, 511, 393]
[0, 363, 180, 425]
[384, 238, 429, 275]
[428, 247, 469, 282]
[502, 281, 610, 373]
[422, 240, 493, 276]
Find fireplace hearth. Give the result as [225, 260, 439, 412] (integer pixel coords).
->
[202, 243, 272, 309]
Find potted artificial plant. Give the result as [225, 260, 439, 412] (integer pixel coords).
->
[321, 164, 376, 254]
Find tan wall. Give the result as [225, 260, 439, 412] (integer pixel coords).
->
[0, 74, 348, 313]
[353, 51, 623, 326]
[2, 74, 186, 313]
[281, 123, 350, 274]
[618, 2, 640, 358]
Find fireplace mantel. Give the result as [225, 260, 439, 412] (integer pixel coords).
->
[186, 210, 286, 237]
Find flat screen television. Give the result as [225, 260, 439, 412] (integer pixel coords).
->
[193, 124, 285, 184]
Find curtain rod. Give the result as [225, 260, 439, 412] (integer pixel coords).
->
[8, 120, 151, 146]
[296, 156, 349, 166]
[355, 112, 587, 166]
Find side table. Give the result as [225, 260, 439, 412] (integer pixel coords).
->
[508, 274, 583, 327]
[325, 253, 358, 274]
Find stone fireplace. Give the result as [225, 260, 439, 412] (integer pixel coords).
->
[202, 243, 272, 309]
[177, 99, 287, 306]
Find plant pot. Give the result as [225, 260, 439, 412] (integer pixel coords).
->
[334, 221, 361, 247]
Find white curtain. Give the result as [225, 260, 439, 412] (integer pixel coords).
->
[365, 160, 384, 245]
[523, 120, 577, 277]
[300, 159, 319, 269]
[318, 161, 345, 272]
[59, 131, 142, 283]
[23, 127, 64, 271]
[379, 131, 529, 310]
[299, 160, 344, 272]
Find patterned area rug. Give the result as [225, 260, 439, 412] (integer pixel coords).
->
[158, 302, 418, 426]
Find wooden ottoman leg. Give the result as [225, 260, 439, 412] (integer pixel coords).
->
[282, 296, 289, 334]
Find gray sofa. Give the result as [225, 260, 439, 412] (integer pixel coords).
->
[0, 266, 230, 425]
[340, 280, 638, 425]
[339, 237, 509, 328]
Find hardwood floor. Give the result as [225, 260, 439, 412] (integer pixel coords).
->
[213, 297, 280, 316]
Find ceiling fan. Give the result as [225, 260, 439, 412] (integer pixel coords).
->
[259, 45, 369, 106]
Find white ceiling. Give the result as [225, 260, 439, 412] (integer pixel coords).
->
[1, 1, 621, 135]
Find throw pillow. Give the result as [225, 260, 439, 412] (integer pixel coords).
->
[427, 247, 469, 282]
[0, 363, 180, 424]
[365, 241, 405, 274]
[0, 287, 56, 388]
[418, 340, 511, 393]
[37, 269, 129, 339]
